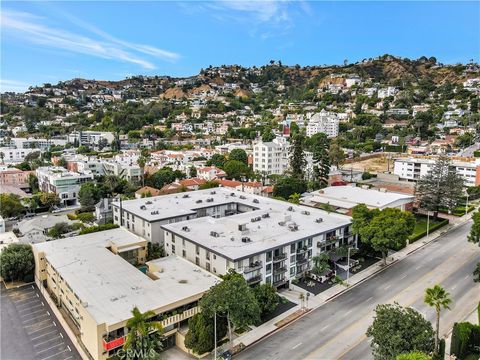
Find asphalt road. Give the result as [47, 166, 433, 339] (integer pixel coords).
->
[236, 220, 480, 360]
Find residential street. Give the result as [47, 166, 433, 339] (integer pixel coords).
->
[236, 220, 480, 360]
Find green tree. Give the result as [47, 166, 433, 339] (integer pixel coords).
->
[261, 127, 276, 142]
[468, 210, 480, 247]
[288, 193, 301, 204]
[253, 284, 279, 318]
[146, 243, 165, 261]
[312, 253, 330, 275]
[329, 142, 346, 168]
[184, 312, 227, 355]
[366, 303, 435, 360]
[311, 133, 330, 189]
[137, 156, 148, 187]
[0, 193, 25, 218]
[228, 149, 248, 165]
[123, 306, 163, 360]
[474, 263, 480, 283]
[48, 222, 73, 239]
[396, 352, 432, 360]
[200, 269, 260, 347]
[273, 176, 307, 200]
[223, 160, 250, 180]
[189, 165, 197, 178]
[353, 207, 415, 265]
[206, 154, 226, 168]
[424, 285, 452, 354]
[0, 243, 35, 282]
[39, 192, 61, 210]
[78, 182, 101, 209]
[57, 157, 67, 168]
[28, 173, 39, 193]
[289, 134, 306, 179]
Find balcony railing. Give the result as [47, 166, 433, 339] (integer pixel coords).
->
[296, 256, 308, 265]
[273, 277, 287, 287]
[296, 247, 308, 254]
[102, 336, 125, 351]
[246, 274, 262, 284]
[244, 261, 263, 273]
[273, 253, 287, 263]
[160, 307, 199, 328]
[273, 265, 287, 273]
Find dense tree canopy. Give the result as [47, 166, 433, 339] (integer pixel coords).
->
[273, 176, 308, 200]
[228, 149, 248, 165]
[0, 193, 25, 218]
[0, 243, 35, 282]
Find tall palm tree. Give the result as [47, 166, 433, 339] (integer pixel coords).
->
[124, 306, 163, 360]
[424, 285, 452, 354]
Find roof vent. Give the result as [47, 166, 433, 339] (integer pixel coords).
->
[210, 191, 216, 194]
[253, 199, 259, 204]
[241, 237, 251, 243]
[210, 231, 219, 237]
[146, 201, 152, 205]
[278, 221, 286, 226]
[288, 223, 299, 231]
[230, 193, 236, 196]
[238, 224, 247, 231]
[301, 210, 310, 215]
[240, 195, 246, 200]
[262, 213, 270, 218]
[196, 199, 203, 203]
[140, 205, 146, 210]
[182, 194, 190, 198]
[182, 226, 190, 232]
[316, 218, 323, 223]
[287, 206, 294, 212]
[206, 198, 214, 203]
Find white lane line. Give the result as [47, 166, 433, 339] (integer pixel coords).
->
[67, 345, 71, 352]
[18, 304, 43, 312]
[40, 349, 69, 360]
[36, 343, 66, 355]
[28, 324, 54, 335]
[15, 299, 40, 306]
[363, 296, 373, 303]
[400, 274, 407, 279]
[31, 330, 57, 341]
[292, 342, 302, 350]
[53, 321, 56, 327]
[63, 357, 73, 360]
[47, 311, 50, 316]
[384, 284, 392, 290]
[464, 275, 470, 279]
[21, 308, 46, 317]
[33, 336, 62, 347]
[320, 324, 330, 331]
[23, 313, 49, 323]
[36, 293, 40, 298]
[342, 309, 353, 318]
[451, 284, 457, 290]
[25, 319, 50, 328]
[415, 265, 422, 270]
[42, 301, 44, 306]
[59, 333, 63, 339]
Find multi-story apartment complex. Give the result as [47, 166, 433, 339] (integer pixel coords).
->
[0, 147, 38, 163]
[32, 228, 218, 360]
[68, 131, 115, 147]
[36, 166, 94, 205]
[252, 137, 289, 176]
[0, 137, 68, 150]
[0, 166, 34, 185]
[114, 188, 353, 288]
[102, 151, 142, 183]
[393, 157, 480, 187]
[306, 110, 340, 138]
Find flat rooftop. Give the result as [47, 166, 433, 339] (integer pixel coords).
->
[303, 186, 414, 210]
[162, 203, 351, 261]
[33, 228, 217, 326]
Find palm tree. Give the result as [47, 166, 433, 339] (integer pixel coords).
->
[124, 306, 163, 360]
[424, 285, 452, 354]
[137, 156, 147, 187]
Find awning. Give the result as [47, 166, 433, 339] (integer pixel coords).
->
[117, 244, 142, 253]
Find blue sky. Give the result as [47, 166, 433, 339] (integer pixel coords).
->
[1, 1, 479, 92]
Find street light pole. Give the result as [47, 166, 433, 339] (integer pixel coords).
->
[214, 310, 217, 360]
[465, 192, 469, 216]
[347, 247, 351, 283]
[426, 211, 430, 239]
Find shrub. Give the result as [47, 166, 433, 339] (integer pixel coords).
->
[79, 223, 119, 235]
[67, 213, 77, 220]
[76, 212, 95, 223]
[0, 244, 35, 282]
[450, 322, 480, 359]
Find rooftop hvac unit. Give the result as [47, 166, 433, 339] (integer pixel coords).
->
[288, 224, 299, 231]
[140, 205, 146, 210]
[241, 237, 251, 243]
[206, 198, 214, 203]
[196, 200, 203, 203]
[182, 226, 190, 232]
[287, 206, 294, 212]
[301, 210, 310, 215]
[146, 201, 152, 205]
[316, 218, 323, 223]
[238, 224, 247, 231]
[240, 195, 246, 199]
[278, 221, 286, 226]
[210, 231, 219, 237]
[210, 191, 216, 195]
[253, 199, 259, 204]
[230, 193, 236, 196]
[262, 213, 270, 218]
[183, 194, 190, 198]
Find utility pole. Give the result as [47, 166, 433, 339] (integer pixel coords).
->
[426, 211, 430, 239]
[214, 310, 217, 360]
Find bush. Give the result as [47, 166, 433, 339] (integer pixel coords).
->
[362, 172, 375, 180]
[76, 212, 95, 223]
[473, 150, 480, 158]
[450, 322, 480, 359]
[79, 223, 119, 235]
[66, 213, 77, 220]
[0, 244, 35, 282]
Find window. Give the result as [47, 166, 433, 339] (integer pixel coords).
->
[266, 264, 272, 275]
[290, 255, 295, 263]
[206, 251, 210, 260]
[195, 257, 199, 265]
[290, 244, 295, 253]
[196, 245, 200, 255]
[290, 267, 295, 276]
[172, 245, 175, 254]
[172, 236, 175, 243]
[266, 251, 272, 262]
[206, 263, 210, 271]
[182, 250, 186, 258]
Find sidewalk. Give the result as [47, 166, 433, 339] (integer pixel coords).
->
[232, 210, 475, 352]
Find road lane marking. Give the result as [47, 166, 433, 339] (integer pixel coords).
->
[363, 296, 373, 303]
[384, 284, 391, 290]
[31, 330, 57, 340]
[33, 336, 62, 347]
[415, 265, 422, 270]
[28, 324, 54, 335]
[59, 333, 63, 339]
[342, 309, 352, 318]
[320, 324, 330, 331]
[53, 321, 56, 327]
[451, 284, 457, 290]
[25, 319, 50, 328]
[18, 304, 43, 312]
[400, 274, 407, 279]
[23, 313, 49, 323]
[39, 348, 69, 360]
[67, 345, 71, 352]
[292, 342, 302, 349]
[464, 275, 470, 279]
[21, 308, 45, 317]
[36, 342, 66, 354]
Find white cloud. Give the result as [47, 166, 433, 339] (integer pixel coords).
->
[1, 10, 180, 70]
[0, 79, 30, 93]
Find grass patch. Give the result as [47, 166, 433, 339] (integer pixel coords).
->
[409, 215, 449, 242]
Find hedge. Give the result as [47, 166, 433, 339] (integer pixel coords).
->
[473, 150, 480, 158]
[409, 218, 449, 242]
[450, 322, 480, 359]
[79, 223, 119, 235]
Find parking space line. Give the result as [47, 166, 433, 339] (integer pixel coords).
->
[23, 313, 49, 323]
[36, 342, 67, 355]
[39, 348, 69, 360]
[28, 324, 54, 335]
[21, 308, 46, 317]
[24, 319, 51, 328]
[63, 356, 73, 360]
[33, 336, 62, 347]
[31, 330, 58, 341]
[18, 303, 43, 312]
[15, 299, 40, 307]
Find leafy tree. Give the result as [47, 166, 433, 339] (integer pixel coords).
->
[76, 212, 95, 223]
[468, 210, 480, 247]
[0, 193, 25, 218]
[56, 157, 67, 168]
[273, 176, 307, 200]
[28, 173, 39, 193]
[206, 154, 226, 168]
[137, 156, 148, 187]
[289, 134, 306, 179]
[145, 168, 186, 190]
[223, 160, 250, 180]
[48, 222, 74, 238]
[0, 243, 35, 282]
[312, 253, 330, 275]
[353, 206, 415, 265]
[261, 127, 276, 142]
[415, 157, 464, 218]
[39, 192, 61, 210]
[288, 193, 301, 204]
[189, 166, 197, 178]
[146, 243, 165, 261]
[474, 263, 480, 283]
[200, 269, 260, 346]
[311, 133, 330, 189]
[229, 149, 248, 165]
[424, 285, 452, 354]
[184, 312, 228, 355]
[329, 142, 346, 167]
[396, 352, 431, 360]
[253, 284, 279, 318]
[78, 182, 101, 209]
[77, 145, 91, 154]
[366, 303, 435, 360]
[199, 180, 220, 190]
[123, 306, 163, 360]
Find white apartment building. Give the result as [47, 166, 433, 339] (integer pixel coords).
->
[378, 87, 398, 99]
[68, 131, 115, 146]
[113, 188, 353, 288]
[393, 157, 480, 187]
[0, 147, 38, 163]
[36, 167, 94, 206]
[306, 110, 340, 138]
[253, 137, 289, 176]
[102, 151, 141, 183]
[0, 137, 68, 150]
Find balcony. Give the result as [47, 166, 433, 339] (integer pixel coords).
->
[296, 247, 308, 254]
[296, 256, 308, 265]
[273, 253, 287, 263]
[244, 260, 263, 273]
[160, 307, 199, 328]
[102, 336, 125, 351]
[273, 265, 287, 273]
[246, 274, 262, 284]
[273, 277, 288, 287]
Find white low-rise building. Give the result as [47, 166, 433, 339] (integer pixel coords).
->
[253, 137, 289, 176]
[68, 131, 115, 146]
[0, 147, 38, 164]
[306, 110, 339, 138]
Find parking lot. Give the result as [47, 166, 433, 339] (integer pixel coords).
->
[1, 283, 81, 360]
